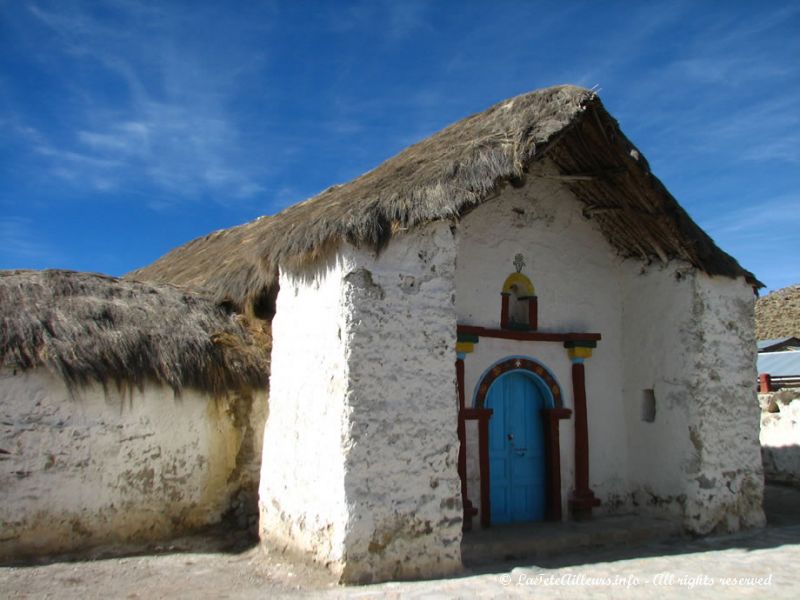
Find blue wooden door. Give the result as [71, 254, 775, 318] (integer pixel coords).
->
[487, 371, 547, 523]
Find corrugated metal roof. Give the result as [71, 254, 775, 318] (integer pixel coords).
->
[758, 337, 800, 351]
[758, 351, 800, 377]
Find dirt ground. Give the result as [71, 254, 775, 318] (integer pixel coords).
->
[2, 484, 799, 599]
[0, 526, 338, 599]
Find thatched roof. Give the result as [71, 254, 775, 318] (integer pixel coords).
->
[129, 85, 760, 310]
[756, 285, 800, 340]
[128, 216, 277, 317]
[0, 270, 270, 393]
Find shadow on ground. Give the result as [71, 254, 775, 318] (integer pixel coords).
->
[5, 483, 799, 587]
[463, 482, 800, 576]
[1, 520, 259, 568]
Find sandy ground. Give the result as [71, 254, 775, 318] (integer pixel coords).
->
[0, 526, 338, 599]
[2, 484, 799, 599]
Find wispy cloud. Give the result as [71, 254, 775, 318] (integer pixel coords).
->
[321, 0, 432, 40]
[701, 192, 800, 291]
[698, 96, 800, 165]
[12, 1, 268, 204]
[707, 194, 800, 237]
[605, 4, 800, 165]
[0, 217, 61, 265]
[0, 0, 796, 287]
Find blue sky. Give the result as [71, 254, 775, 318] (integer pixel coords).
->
[0, 1, 797, 292]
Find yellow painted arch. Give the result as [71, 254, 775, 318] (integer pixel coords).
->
[502, 272, 535, 296]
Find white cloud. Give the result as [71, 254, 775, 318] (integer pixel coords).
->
[16, 1, 268, 204]
[322, 0, 432, 40]
[0, 217, 61, 264]
[707, 194, 800, 236]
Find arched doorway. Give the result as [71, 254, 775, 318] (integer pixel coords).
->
[485, 370, 551, 523]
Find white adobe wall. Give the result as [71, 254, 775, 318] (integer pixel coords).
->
[0, 369, 267, 559]
[455, 175, 630, 518]
[621, 261, 695, 520]
[342, 222, 461, 583]
[456, 166, 764, 534]
[621, 263, 764, 533]
[760, 390, 800, 485]
[259, 255, 351, 570]
[681, 273, 764, 532]
[260, 221, 462, 584]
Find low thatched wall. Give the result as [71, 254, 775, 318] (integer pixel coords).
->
[0, 368, 267, 559]
[0, 269, 270, 393]
[0, 269, 271, 560]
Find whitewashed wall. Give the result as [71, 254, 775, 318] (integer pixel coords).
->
[761, 391, 800, 485]
[455, 166, 763, 533]
[0, 369, 267, 559]
[455, 175, 630, 519]
[262, 163, 764, 582]
[341, 223, 461, 583]
[620, 260, 695, 520]
[260, 222, 462, 584]
[681, 274, 764, 533]
[259, 256, 351, 570]
[620, 253, 763, 532]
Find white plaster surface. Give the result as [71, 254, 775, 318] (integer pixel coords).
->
[259, 256, 351, 571]
[260, 222, 462, 584]
[0, 369, 266, 559]
[455, 177, 629, 519]
[622, 266, 763, 532]
[455, 170, 763, 534]
[341, 223, 462, 583]
[262, 163, 764, 583]
[679, 274, 765, 533]
[760, 391, 800, 485]
[620, 261, 696, 520]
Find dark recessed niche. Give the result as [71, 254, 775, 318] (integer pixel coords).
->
[641, 389, 656, 423]
[252, 284, 279, 320]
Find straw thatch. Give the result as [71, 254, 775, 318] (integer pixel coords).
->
[128, 216, 278, 318]
[0, 269, 270, 393]
[130, 85, 759, 311]
[756, 284, 800, 340]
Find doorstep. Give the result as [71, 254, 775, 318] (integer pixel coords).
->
[461, 513, 683, 567]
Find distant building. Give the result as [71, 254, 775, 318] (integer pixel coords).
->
[758, 337, 800, 353]
[758, 350, 800, 392]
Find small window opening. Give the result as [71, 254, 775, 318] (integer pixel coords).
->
[500, 266, 537, 330]
[508, 284, 529, 329]
[641, 389, 656, 423]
